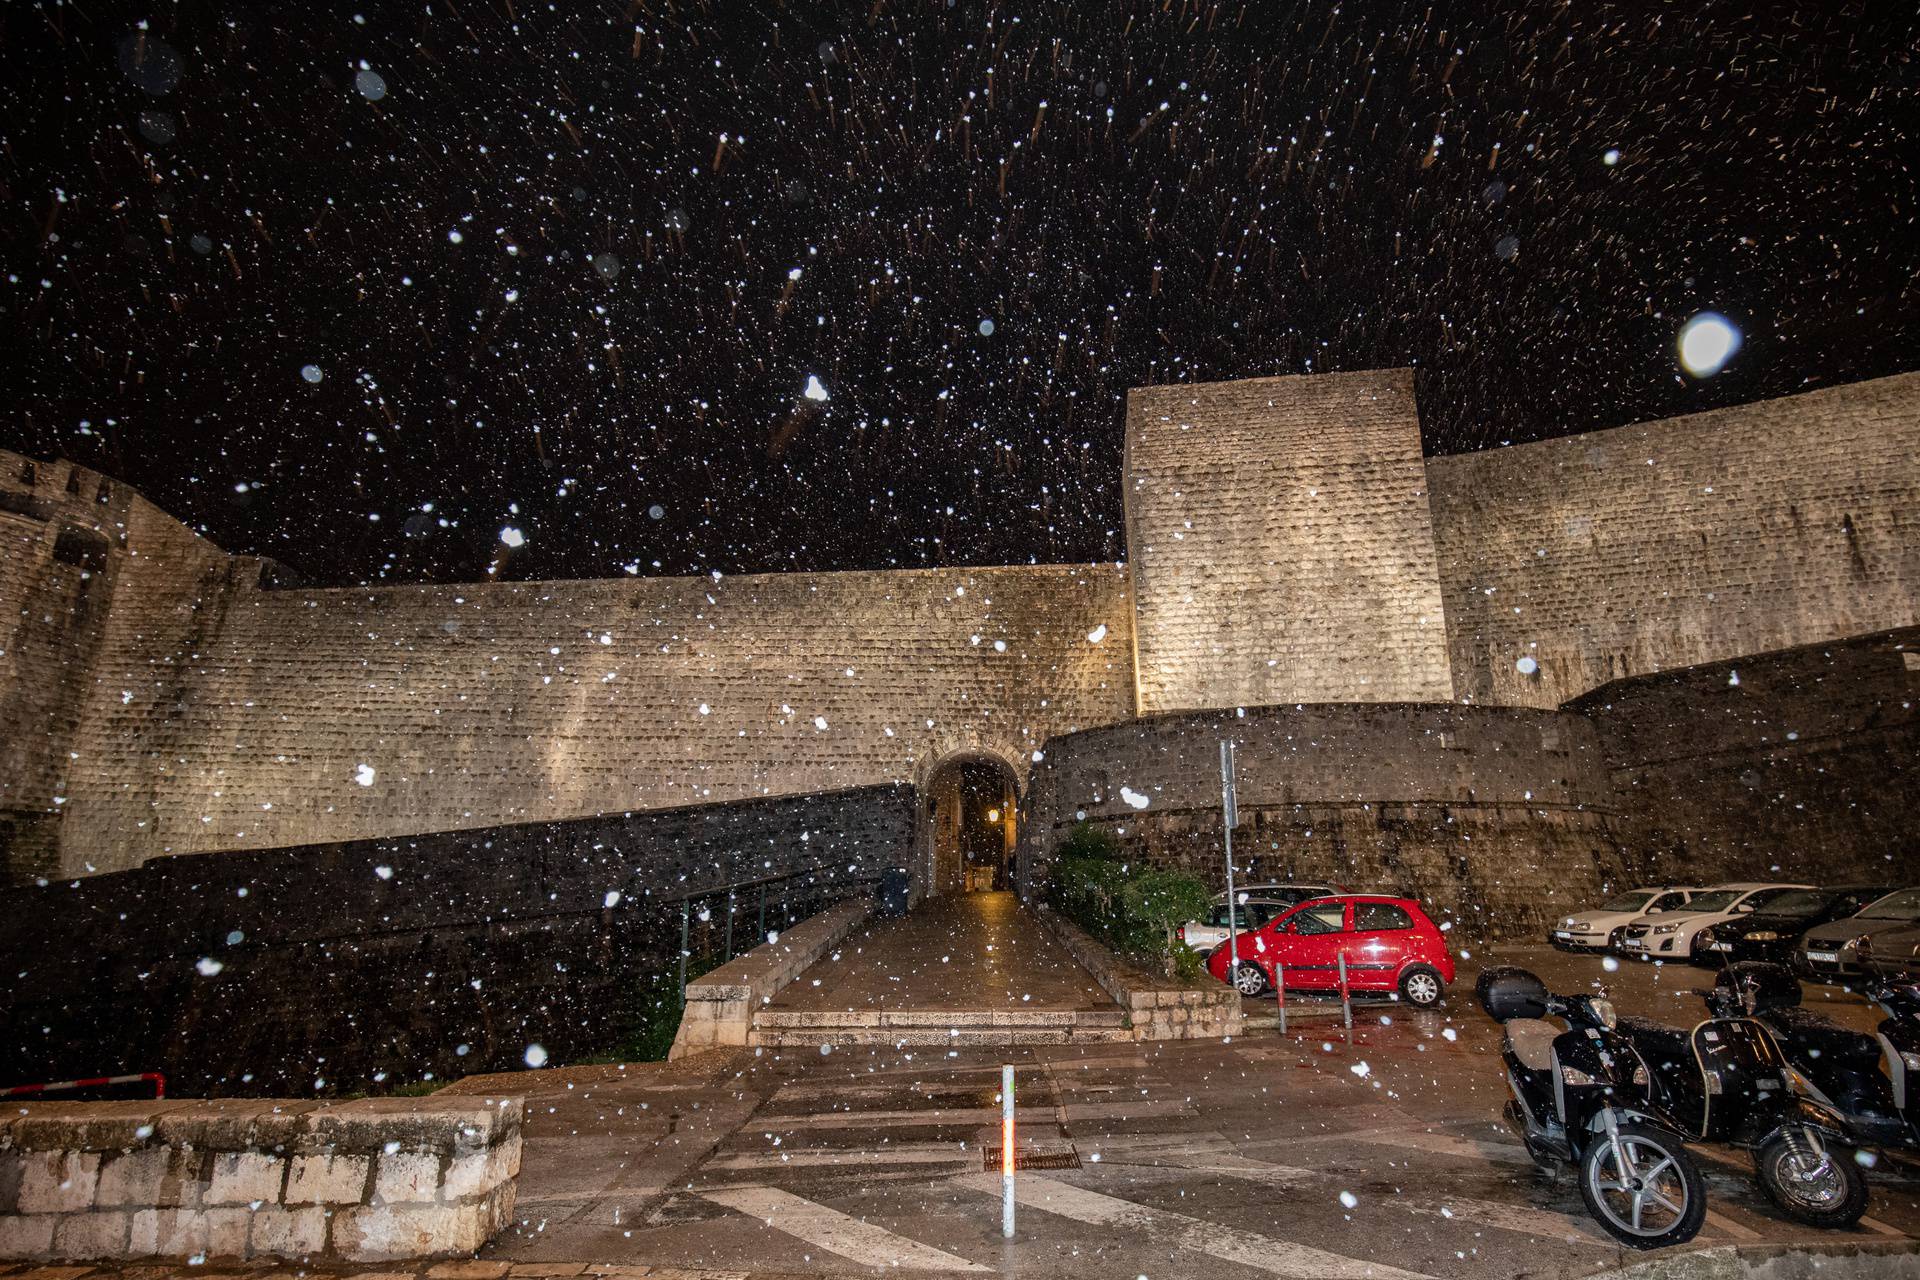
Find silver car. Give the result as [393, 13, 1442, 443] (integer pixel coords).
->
[1797, 886, 1920, 980]
[1179, 883, 1343, 952]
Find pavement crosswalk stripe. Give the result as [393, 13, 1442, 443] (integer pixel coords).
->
[1860, 1215, 1908, 1238]
[1704, 1208, 1762, 1240]
[705, 1146, 971, 1170]
[698, 1184, 992, 1273]
[754, 1105, 1056, 1129]
[1347, 1129, 1532, 1166]
[1408, 1195, 1608, 1246]
[953, 1172, 1434, 1280]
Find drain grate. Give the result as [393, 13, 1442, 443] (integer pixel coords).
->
[984, 1140, 1081, 1172]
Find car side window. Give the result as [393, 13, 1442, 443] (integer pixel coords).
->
[1354, 903, 1414, 932]
[1649, 893, 1682, 912]
[1290, 903, 1347, 935]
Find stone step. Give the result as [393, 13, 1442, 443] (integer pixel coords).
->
[755, 1007, 1128, 1030]
[752, 1025, 1136, 1047]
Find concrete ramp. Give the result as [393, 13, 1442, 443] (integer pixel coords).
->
[752, 891, 1127, 1047]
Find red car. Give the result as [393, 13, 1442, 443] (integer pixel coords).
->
[1205, 895, 1455, 1008]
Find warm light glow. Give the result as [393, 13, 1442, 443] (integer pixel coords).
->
[986, 808, 1001, 823]
[1678, 312, 1741, 377]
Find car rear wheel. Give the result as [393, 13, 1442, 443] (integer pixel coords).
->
[1399, 966, 1445, 1008]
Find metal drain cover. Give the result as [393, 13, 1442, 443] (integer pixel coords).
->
[983, 1138, 1081, 1171]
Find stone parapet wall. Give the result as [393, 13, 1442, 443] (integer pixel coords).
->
[0, 786, 907, 1098]
[1430, 371, 1920, 709]
[1020, 703, 1626, 939]
[672, 896, 873, 1059]
[1032, 905, 1242, 1041]
[0, 1096, 521, 1263]
[53, 555, 1132, 876]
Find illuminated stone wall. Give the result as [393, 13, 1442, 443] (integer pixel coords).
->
[1123, 369, 1455, 713]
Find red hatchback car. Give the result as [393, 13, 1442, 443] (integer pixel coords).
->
[1204, 895, 1455, 1008]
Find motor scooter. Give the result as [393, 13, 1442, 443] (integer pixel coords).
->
[1613, 963, 1866, 1227]
[1476, 967, 1706, 1248]
[1735, 963, 1920, 1153]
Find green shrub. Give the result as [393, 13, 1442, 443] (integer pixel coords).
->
[1048, 827, 1212, 983]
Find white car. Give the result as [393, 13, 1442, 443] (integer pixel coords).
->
[1178, 883, 1344, 952]
[1616, 882, 1813, 963]
[1549, 886, 1699, 952]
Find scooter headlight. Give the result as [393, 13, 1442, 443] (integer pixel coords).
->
[1631, 1062, 1649, 1087]
[1589, 998, 1618, 1028]
[1560, 1065, 1599, 1086]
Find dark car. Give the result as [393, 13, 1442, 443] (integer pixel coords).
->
[1859, 923, 1920, 983]
[1798, 887, 1920, 980]
[1693, 885, 1901, 966]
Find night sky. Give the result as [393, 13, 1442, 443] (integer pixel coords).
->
[2, 1, 1915, 587]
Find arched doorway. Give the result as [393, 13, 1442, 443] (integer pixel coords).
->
[922, 753, 1017, 896]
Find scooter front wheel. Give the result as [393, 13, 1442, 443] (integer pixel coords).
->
[1756, 1132, 1868, 1228]
[1578, 1124, 1707, 1249]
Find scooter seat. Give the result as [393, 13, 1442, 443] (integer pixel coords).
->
[1506, 1017, 1559, 1072]
[1761, 1007, 1883, 1067]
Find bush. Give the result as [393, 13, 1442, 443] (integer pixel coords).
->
[1121, 869, 1214, 978]
[1048, 827, 1211, 982]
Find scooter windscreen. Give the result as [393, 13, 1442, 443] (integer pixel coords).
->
[1691, 1019, 1786, 1102]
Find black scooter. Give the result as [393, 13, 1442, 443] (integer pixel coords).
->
[1737, 963, 1920, 1156]
[1614, 964, 1866, 1228]
[1477, 967, 1707, 1248]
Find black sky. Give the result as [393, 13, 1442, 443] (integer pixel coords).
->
[2, 1, 1915, 587]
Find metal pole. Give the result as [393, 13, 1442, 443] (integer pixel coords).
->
[678, 901, 690, 996]
[1276, 958, 1287, 1036]
[724, 891, 734, 960]
[758, 881, 767, 939]
[1337, 951, 1352, 1038]
[1001, 1064, 1016, 1238]
[1220, 740, 1239, 993]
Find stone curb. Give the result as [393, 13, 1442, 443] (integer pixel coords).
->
[1029, 904, 1242, 1041]
[1583, 1241, 1920, 1280]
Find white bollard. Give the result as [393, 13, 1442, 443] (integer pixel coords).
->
[1002, 1063, 1016, 1238]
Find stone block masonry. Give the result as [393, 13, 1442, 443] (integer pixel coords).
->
[1430, 371, 1920, 709]
[671, 896, 874, 1059]
[0, 785, 911, 1097]
[0, 1096, 521, 1263]
[1124, 369, 1455, 713]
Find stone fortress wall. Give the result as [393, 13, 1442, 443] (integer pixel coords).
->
[3, 368, 1917, 907]
[3, 368, 1915, 1094]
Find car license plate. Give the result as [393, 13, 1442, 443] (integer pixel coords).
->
[1709, 942, 1731, 950]
[1555, 931, 1573, 939]
[1806, 950, 1838, 964]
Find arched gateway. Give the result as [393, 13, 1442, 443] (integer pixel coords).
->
[916, 749, 1020, 898]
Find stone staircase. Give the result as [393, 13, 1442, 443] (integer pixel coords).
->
[751, 1006, 1133, 1047]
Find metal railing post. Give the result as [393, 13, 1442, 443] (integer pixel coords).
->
[1276, 958, 1286, 1036]
[678, 900, 690, 997]
[1337, 951, 1352, 1040]
[724, 891, 735, 960]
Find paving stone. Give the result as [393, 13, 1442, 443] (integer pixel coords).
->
[424, 1260, 510, 1279]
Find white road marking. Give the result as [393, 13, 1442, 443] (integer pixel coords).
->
[1703, 1208, 1762, 1240]
[699, 1184, 991, 1273]
[705, 1144, 971, 1170]
[1409, 1195, 1607, 1246]
[1347, 1128, 1533, 1166]
[1860, 1215, 1908, 1238]
[756, 1105, 1055, 1129]
[954, 1172, 1434, 1279]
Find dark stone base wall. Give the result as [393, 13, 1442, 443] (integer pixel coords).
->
[0, 785, 911, 1097]
[1017, 703, 1627, 940]
[1576, 627, 1920, 888]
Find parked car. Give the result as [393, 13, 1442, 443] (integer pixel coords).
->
[1549, 886, 1698, 953]
[1858, 923, 1920, 983]
[1616, 883, 1812, 964]
[1205, 894, 1456, 1007]
[1179, 882, 1345, 952]
[1798, 887, 1920, 981]
[1693, 885, 1900, 965]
